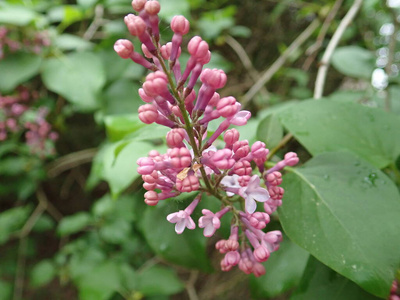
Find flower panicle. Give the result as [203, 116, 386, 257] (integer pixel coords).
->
[114, 0, 299, 276]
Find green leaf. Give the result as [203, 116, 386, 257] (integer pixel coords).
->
[53, 34, 94, 51]
[102, 140, 158, 197]
[0, 4, 39, 26]
[256, 114, 284, 149]
[30, 260, 56, 288]
[278, 100, 400, 168]
[331, 46, 375, 79]
[32, 214, 55, 232]
[0, 280, 12, 300]
[41, 52, 105, 111]
[103, 80, 142, 115]
[99, 219, 131, 244]
[291, 257, 380, 300]
[158, 0, 190, 20]
[104, 114, 145, 142]
[0, 53, 42, 92]
[140, 200, 212, 272]
[137, 265, 185, 296]
[76, 261, 121, 300]
[279, 152, 400, 298]
[57, 212, 92, 236]
[250, 237, 309, 298]
[0, 205, 32, 245]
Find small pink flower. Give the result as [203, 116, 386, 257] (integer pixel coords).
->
[223, 128, 240, 147]
[168, 147, 192, 168]
[176, 175, 199, 192]
[211, 149, 235, 170]
[198, 207, 229, 237]
[166, 197, 200, 234]
[239, 175, 270, 214]
[265, 171, 282, 186]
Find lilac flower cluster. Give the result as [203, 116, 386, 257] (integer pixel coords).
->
[114, 0, 298, 276]
[0, 87, 58, 157]
[0, 26, 50, 60]
[391, 280, 399, 300]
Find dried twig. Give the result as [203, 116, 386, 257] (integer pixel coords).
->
[303, 0, 344, 70]
[83, 5, 106, 41]
[186, 270, 199, 300]
[225, 35, 270, 99]
[242, 19, 320, 107]
[314, 0, 364, 99]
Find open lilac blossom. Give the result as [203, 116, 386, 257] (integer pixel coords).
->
[239, 175, 270, 213]
[114, 0, 298, 276]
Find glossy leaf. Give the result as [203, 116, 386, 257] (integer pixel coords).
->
[250, 237, 309, 298]
[101, 140, 157, 197]
[137, 265, 185, 296]
[57, 212, 92, 237]
[291, 257, 380, 300]
[0, 205, 32, 245]
[331, 46, 375, 79]
[278, 100, 400, 168]
[0, 53, 41, 92]
[256, 114, 284, 149]
[104, 114, 145, 142]
[41, 52, 105, 111]
[279, 152, 400, 298]
[30, 260, 56, 288]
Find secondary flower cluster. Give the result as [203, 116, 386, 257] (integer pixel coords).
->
[114, 0, 298, 276]
[0, 87, 58, 157]
[0, 26, 50, 60]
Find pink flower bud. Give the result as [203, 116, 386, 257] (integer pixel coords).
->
[168, 147, 192, 168]
[268, 186, 284, 200]
[211, 149, 235, 169]
[253, 245, 270, 262]
[138, 104, 158, 124]
[131, 0, 146, 11]
[200, 68, 227, 90]
[160, 42, 181, 60]
[217, 96, 238, 118]
[171, 15, 190, 35]
[284, 152, 299, 166]
[144, 190, 158, 206]
[143, 182, 156, 190]
[137, 157, 155, 175]
[144, 0, 160, 15]
[141, 44, 153, 58]
[233, 160, 252, 176]
[223, 251, 240, 267]
[224, 129, 240, 146]
[139, 88, 153, 103]
[208, 92, 220, 107]
[188, 36, 209, 60]
[238, 251, 254, 274]
[265, 171, 282, 186]
[249, 212, 270, 230]
[252, 262, 266, 277]
[232, 140, 250, 159]
[176, 175, 199, 192]
[114, 39, 134, 59]
[142, 171, 158, 183]
[238, 175, 251, 187]
[251, 141, 268, 159]
[143, 71, 168, 97]
[124, 14, 146, 36]
[166, 128, 186, 148]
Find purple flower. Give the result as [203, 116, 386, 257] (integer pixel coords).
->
[166, 210, 196, 234]
[239, 175, 270, 213]
[166, 197, 199, 234]
[198, 207, 229, 237]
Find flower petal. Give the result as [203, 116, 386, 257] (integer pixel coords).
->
[245, 198, 257, 214]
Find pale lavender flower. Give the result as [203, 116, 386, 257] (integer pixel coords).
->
[239, 175, 270, 213]
[166, 197, 199, 234]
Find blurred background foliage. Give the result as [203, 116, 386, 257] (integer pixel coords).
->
[0, 0, 399, 299]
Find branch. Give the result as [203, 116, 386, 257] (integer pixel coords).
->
[241, 18, 320, 107]
[46, 148, 97, 178]
[384, 5, 400, 111]
[186, 270, 199, 300]
[225, 35, 270, 99]
[83, 5, 105, 41]
[303, 0, 344, 70]
[313, 0, 363, 99]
